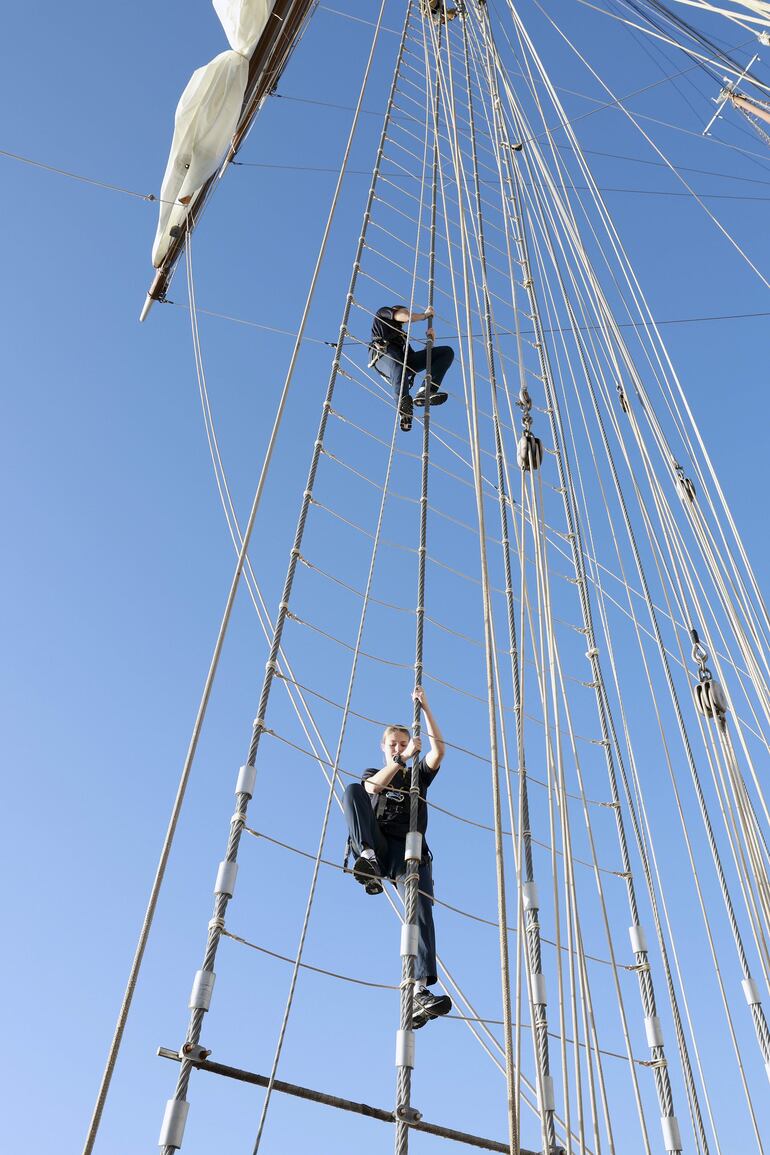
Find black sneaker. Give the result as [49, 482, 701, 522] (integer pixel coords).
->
[413, 388, 448, 408]
[399, 395, 414, 432]
[412, 986, 452, 1029]
[352, 854, 383, 895]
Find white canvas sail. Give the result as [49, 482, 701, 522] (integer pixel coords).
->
[151, 0, 276, 268]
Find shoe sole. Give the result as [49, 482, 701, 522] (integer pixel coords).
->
[352, 857, 384, 895]
[412, 994, 452, 1029]
[413, 392, 448, 408]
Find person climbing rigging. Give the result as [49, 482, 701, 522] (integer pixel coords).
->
[369, 304, 454, 432]
[421, 0, 460, 20]
[343, 686, 452, 1030]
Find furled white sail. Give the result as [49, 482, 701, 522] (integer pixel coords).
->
[152, 51, 249, 267]
[151, 0, 276, 268]
[214, 0, 274, 55]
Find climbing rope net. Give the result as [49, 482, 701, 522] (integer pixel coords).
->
[86, 3, 770, 1154]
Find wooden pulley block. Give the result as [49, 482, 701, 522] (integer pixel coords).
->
[517, 432, 544, 471]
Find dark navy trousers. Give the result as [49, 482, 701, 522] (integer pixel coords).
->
[375, 344, 454, 404]
[343, 782, 438, 986]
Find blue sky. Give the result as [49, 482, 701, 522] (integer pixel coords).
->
[3, 2, 770, 1153]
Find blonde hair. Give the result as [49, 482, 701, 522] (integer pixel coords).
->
[381, 724, 410, 744]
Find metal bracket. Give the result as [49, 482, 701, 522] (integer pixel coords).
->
[395, 1104, 423, 1123]
[180, 1042, 211, 1062]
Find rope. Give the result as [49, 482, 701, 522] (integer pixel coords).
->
[483, 7, 770, 1139]
[83, 13, 396, 1146]
[472, 11, 558, 1152]
[251, 318, 403, 1150]
[149, 6, 403, 1151]
[394, 10, 439, 1152]
[438, 10, 519, 1152]
[480, 13, 687, 1145]
[242, 823, 624, 953]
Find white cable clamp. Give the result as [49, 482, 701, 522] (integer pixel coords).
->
[522, 880, 539, 911]
[235, 764, 256, 798]
[158, 1099, 190, 1149]
[400, 924, 418, 958]
[405, 831, 423, 862]
[189, 969, 216, 1012]
[585, 647, 599, 659]
[742, 977, 761, 1005]
[629, 924, 648, 955]
[644, 1014, 664, 1048]
[214, 860, 238, 898]
[537, 1074, 555, 1112]
[660, 1115, 682, 1152]
[531, 972, 547, 1005]
[395, 1029, 415, 1069]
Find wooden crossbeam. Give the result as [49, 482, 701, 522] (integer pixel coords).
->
[157, 1046, 544, 1154]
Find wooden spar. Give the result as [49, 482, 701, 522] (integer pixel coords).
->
[140, 0, 316, 321]
[156, 1048, 547, 1154]
[730, 90, 770, 124]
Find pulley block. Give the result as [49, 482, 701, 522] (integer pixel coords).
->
[517, 432, 544, 471]
[676, 474, 696, 503]
[693, 677, 728, 719]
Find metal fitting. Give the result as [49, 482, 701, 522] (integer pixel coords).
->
[660, 1115, 682, 1152]
[405, 831, 423, 862]
[214, 860, 238, 898]
[395, 1104, 422, 1123]
[537, 1074, 555, 1112]
[395, 1028, 415, 1069]
[522, 880, 539, 911]
[235, 764, 256, 798]
[644, 1014, 664, 1049]
[742, 977, 761, 1005]
[400, 924, 418, 958]
[158, 1099, 189, 1149]
[629, 924, 649, 955]
[180, 1042, 211, 1062]
[531, 972, 547, 1005]
[189, 969, 216, 1011]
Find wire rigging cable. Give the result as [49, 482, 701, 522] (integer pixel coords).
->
[96, 4, 770, 1155]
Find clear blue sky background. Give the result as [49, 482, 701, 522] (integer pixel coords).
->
[3, 2, 770, 1153]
